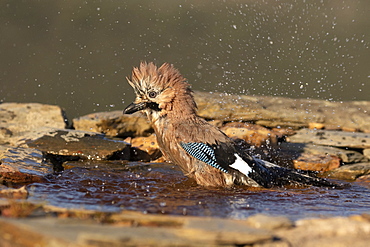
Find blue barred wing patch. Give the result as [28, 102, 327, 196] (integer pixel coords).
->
[180, 142, 228, 173]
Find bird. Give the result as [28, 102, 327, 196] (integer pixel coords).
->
[124, 62, 343, 188]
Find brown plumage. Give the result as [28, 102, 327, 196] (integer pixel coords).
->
[124, 62, 344, 188]
[125, 62, 233, 186]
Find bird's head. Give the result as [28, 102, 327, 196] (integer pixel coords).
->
[124, 62, 197, 121]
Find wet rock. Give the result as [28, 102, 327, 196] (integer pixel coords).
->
[0, 103, 67, 145]
[280, 142, 367, 164]
[1, 201, 43, 218]
[128, 134, 162, 161]
[221, 122, 278, 146]
[326, 163, 370, 180]
[0, 211, 274, 247]
[0, 127, 12, 141]
[308, 122, 326, 130]
[287, 129, 370, 149]
[24, 128, 131, 161]
[1, 206, 370, 247]
[194, 91, 370, 132]
[293, 153, 341, 172]
[356, 174, 370, 185]
[73, 111, 153, 137]
[180, 217, 272, 245]
[279, 216, 370, 247]
[0, 186, 28, 199]
[271, 127, 296, 138]
[364, 149, 370, 159]
[0, 145, 51, 184]
[246, 214, 294, 230]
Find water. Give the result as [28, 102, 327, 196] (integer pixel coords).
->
[1, 0, 369, 119]
[28, 161, 370, 221]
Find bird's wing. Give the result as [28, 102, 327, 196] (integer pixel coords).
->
[180, 141, 278, 187]
[179, 142, 230, 173]
[180, 141, 345, 188]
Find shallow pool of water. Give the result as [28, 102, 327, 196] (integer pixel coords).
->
[28, 161, 370, 221]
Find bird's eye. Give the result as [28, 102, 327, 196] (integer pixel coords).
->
[148, 91, 157, 98]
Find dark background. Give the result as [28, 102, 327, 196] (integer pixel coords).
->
[1, 0, 369, 119]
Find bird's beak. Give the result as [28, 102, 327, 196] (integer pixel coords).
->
[123, 102, 147, 114]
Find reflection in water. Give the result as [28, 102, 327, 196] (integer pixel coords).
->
[28, 161, 370, 220]
[1, 1, 369, 119]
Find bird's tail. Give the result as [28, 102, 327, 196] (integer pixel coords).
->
[249, 158, 346, 188]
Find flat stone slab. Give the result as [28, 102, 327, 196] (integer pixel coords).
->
[73, 111, 153, 137]
[327, 163, 370, 180]
[194, 91, 370, 132]
[0, 207, 370, 247]
[292, 153, 340, 172]
[280, 142, 368, 164]
[0, 128, 131, 184]
[287, 129, 370, 149]
[245, 213, 294, 230]
[24, 128, 131, 160]
[363, 149, 370, 159]
[0, 103, 67, 144]
[221, 122, 279, 146]
[275, 215, 370, 247]
[0, 212, 273, 247]
[0, 146, 51, 184]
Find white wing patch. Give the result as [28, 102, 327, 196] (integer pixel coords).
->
[230, 154, 253, 176]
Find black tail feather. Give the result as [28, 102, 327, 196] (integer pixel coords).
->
[252, 158, 346, 188]
[232, 139, 346, 189]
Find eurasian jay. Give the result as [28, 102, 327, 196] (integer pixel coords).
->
[124, 62, 341, 188]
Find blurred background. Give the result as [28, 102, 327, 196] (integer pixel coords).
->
[1, 0, 369, 119]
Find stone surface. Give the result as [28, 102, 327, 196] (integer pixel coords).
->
[194, 91, 370, 132]
[129, 134, 162, 161]
[279, 142, 368, 164]
[0, 103, 67, 145]
[364, 149, 370, 159]
[0, 128, 131, 184]
[181, 218, 272, 245]
[327, 163, 370, 180]
[293, 153, 341, 172]
[0, 145, 51, 184]
[73, 111, 153, 137]
[13, 128, 131, 161]
[221, 122, 278, 146]
[283, 216, 370, 247]
[1, 207, 370, 247]
[245, 214, 294, 230]
[356, 174, 370, 185]
[0, 186, 28, 199]
[1, 98, 370, 246]
[287, 129, 370, 149]
[0, 212, 273, 247]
